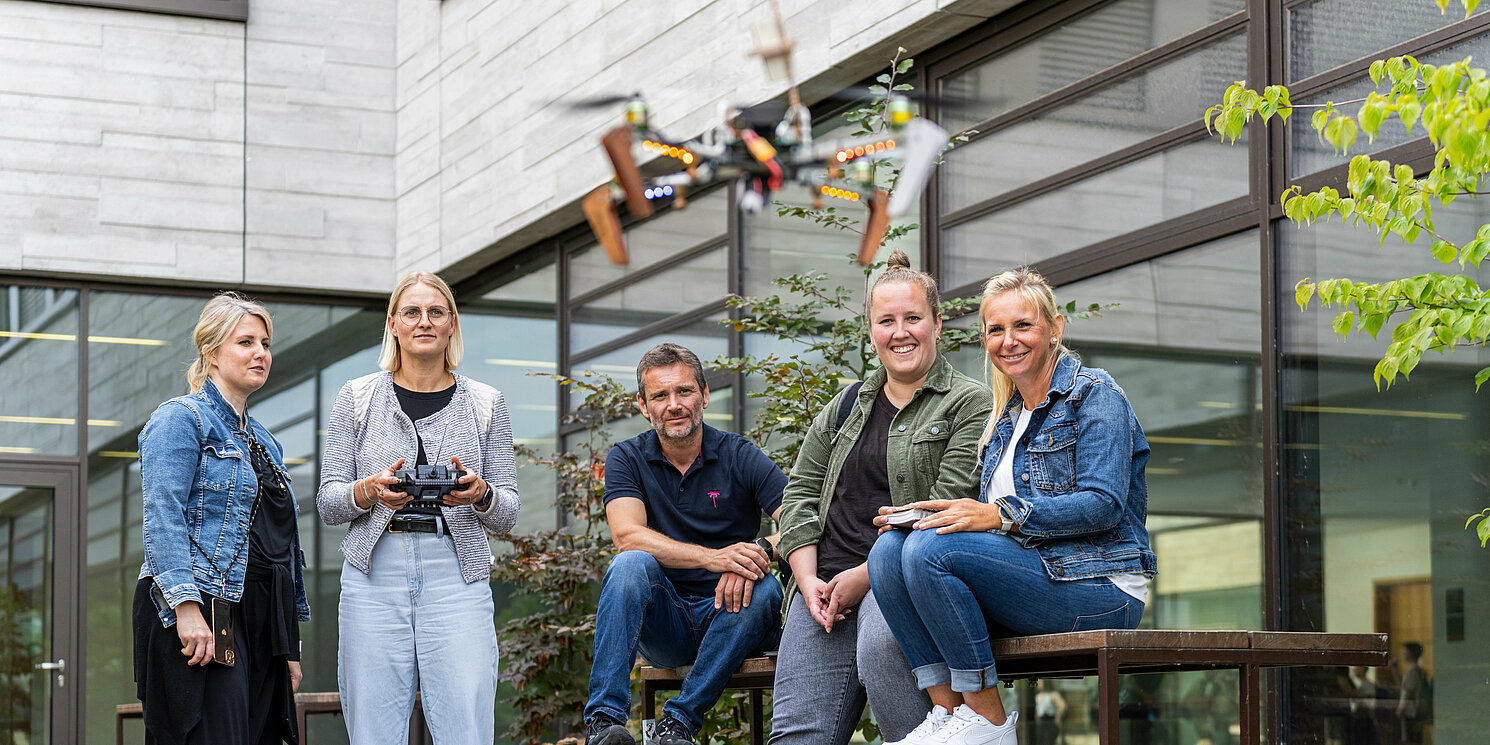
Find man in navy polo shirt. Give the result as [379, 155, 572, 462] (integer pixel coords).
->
[584, 343, 786, 745]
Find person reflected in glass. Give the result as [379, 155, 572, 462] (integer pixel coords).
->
[769, 250, 994, 745]
[316, 271, 520, 745]
[133, 293, 309, 745]
[869, 267, 1157, 745]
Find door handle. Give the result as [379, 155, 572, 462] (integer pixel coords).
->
[34, 659, 65, 687]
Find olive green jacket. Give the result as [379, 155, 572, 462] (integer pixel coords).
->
[776, 355, 994, 605]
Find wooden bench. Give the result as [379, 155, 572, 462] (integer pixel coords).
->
[638, 630, 1387, 745]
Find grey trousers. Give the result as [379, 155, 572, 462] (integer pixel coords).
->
[768, 590, 932, 744]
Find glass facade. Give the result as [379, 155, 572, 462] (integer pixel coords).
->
[6, 1, 1490, 743]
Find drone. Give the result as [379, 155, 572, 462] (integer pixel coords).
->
[578, 5, 950, 267]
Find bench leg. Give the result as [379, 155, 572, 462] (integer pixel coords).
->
[1239, 665, 1260, 745]
[642, 680, 657, 725]
[750, 688, 764, 745]
[1097, 649, 1119, 745]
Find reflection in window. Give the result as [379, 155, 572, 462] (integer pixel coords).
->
[569, 246, 728, 355]
[939, 0, 1244, 133]
[1289, 35, 1490, 178]
[569, 316, 731, 408]
[567, 188, 730, 299]
[940, 33, 1247, 214]
[1280, 209, 1489, 740]
[0, 286, 80, 456]
[1288, 0, 1488, 83]
[941, 137, 1248, 281]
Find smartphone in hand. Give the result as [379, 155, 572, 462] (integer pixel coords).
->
[884, 507, 938, 529]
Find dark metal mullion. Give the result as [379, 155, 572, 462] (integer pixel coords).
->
[1259, 2, 1288, 744]
[919, 60, 940, 283]
[1288, 139, 1437, 206]
[568, 234, 728, 308]
[68, 289, 88, 745]
[0, 272, 386, 309]
[1284, 10, 1490, 98]
[569, 299, 731, 366]
[727, 179, 745, 433]
[939, 121, 1214, 229]
[950, 12, 1248, 147]
[923, 0, 1110, 75]
[556, 238, 572, 531]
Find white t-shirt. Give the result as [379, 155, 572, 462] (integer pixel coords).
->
[991, 406, 1149, 604]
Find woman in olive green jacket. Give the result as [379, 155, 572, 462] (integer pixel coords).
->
[768, 251, 994, 745]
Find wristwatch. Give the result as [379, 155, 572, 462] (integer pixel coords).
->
[474, 484, 493, 511]
[754, 536, 775, 561]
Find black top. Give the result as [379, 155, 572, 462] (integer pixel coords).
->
[817, 388, 898, 582]
[393, 381, 457, 518]
[246, 435, 296, 567]
[602, 424, 787, 597]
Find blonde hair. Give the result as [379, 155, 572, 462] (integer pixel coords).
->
[187, 293, 273, 394]
[378, 271, 463, 372]
[977, 266, 1072, 451]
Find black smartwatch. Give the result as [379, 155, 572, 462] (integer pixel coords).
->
[754, 537, 775, 561]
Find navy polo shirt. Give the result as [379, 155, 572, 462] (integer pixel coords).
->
[603, 424, 786, 597]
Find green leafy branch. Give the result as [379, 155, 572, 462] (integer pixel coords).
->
[1468, 508, 1490, 547]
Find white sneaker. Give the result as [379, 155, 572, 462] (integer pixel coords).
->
[927, 705, 1018, 745]
[885, 704, 952, 745]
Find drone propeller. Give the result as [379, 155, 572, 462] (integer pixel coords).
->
[562, 93, 644, 109]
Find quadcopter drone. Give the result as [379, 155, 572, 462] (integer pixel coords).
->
[579, 6, 950, 267]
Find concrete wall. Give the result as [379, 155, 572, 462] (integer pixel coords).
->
[0, 0, 396, 292]
[393, 0, 1020, 283]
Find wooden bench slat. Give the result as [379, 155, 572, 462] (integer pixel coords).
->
[1248, 631, 1388, 651]
[991, 629, 1251, 655]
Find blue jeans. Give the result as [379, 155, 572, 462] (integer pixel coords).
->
[585, 551, 783, 733]
[338, 533, 498, 745]
[868, 529, 1142, 693]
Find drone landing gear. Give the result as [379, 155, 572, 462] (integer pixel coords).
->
[582, 187, 628, 265]
[859, 189, 891, 266]
[602, 126, 653, 221]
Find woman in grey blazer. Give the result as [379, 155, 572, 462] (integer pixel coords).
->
[316, 271, 519, 745]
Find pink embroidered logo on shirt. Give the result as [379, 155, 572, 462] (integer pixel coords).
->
[708, 490, 721, 507]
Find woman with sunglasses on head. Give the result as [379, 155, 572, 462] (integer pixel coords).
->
[133, 293, 309, 745]
[317, 271, 520, 745]
[868, 267, 1156, 745]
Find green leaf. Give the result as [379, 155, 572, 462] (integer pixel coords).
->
[897, 58, 914, 74]
[1375, 355, 1401, 390]
[1370, 59, 1386, 86]
[1400, 97, 1422, 131]
[1312, 108, 1330, 132]
[1477, 365, 1490, 391]
[1360, 99, 1387, 140]
[1296, 280, 1316, 310]
[1333, 310, 1356, 338]
[1362, 312, 1387, 339]
[1431, 239, 1458, 264]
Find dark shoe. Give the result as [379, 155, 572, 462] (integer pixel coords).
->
[654, 715, 696, 745]
[586, 713, 635, 745]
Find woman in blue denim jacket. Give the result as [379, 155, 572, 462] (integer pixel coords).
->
[133, 293, 309, 745]
[868, 267, 1156, 745]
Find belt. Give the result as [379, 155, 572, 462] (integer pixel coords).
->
[386, 515, 447, 535]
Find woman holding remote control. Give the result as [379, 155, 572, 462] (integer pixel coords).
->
[868, 267, 1156, 745]
[316, 271, 519, 745]
[133, 293, 309, 745]
[769, 251, 993, 745]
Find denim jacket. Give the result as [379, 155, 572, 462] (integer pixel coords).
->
[137, 378, 310, 627]
[980, 354, 1157, 582]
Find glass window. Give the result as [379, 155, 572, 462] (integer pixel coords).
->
[0, 286, 80, 456]
[569, 246, 728, 355]
[940, 0, 1244, 133]
[1289, 34, 1490, 178]
[569, 315, 731, 402]
[1279, 204, 1490, 738]
[940, 33, 1247, 214]
[567, 188, 730, 299]
[940, 137, 1248, 282]
[1288, 0, 1488, 82]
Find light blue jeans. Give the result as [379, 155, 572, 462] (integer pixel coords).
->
[869, 529, 1142, 693]
[338, 532, 498, 745]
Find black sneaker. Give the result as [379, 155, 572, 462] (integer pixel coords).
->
[654, 715, 696, 745]
[586, 713, 635, 745]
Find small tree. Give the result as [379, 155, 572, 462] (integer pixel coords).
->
[1206, 0, 1489, 545]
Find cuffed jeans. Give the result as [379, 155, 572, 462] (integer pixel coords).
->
[869, 529, 1142, 693]
[338, 533, 498, 745]
[768, 591, 931, 745]
[585, 550, 783, 734]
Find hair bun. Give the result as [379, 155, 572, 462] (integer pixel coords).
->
[886, 250, 911, 271]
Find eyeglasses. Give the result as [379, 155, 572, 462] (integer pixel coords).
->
[395, 306, 452, 326]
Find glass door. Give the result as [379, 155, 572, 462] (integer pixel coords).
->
[0, 466, 79, 745]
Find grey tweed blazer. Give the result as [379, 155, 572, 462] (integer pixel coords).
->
[316, 371, 520, 583]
